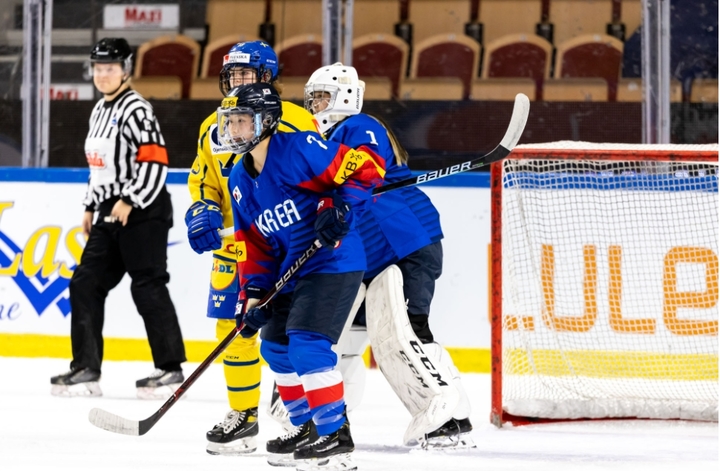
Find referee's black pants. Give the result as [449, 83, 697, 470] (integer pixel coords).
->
[69, 190, 186, 373]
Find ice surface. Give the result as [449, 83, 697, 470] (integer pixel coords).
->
[0, 357, 716, 471]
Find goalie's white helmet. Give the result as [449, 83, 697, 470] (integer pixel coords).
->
[304, 63, 365, 134]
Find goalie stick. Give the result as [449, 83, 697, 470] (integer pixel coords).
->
[372, 92, 530, 196]
[88, 239, 323, 436]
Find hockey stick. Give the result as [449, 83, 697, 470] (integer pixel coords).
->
[88, 239, 324, 436]
[372, 92, 530, 196]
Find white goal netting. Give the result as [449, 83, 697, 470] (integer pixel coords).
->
[494, 142, 719, 422]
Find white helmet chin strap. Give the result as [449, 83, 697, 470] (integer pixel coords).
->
[318, 113, 350, 134]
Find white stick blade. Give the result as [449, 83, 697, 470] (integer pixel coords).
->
[88, 408, 140, 436]
[499, 93, 531, 151]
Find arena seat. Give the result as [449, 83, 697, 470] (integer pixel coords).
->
[399, 77, 465, 100]
[543, 78, 608, 102]
[481, 33, 553, 100]
[206, 0, 265, 43]
[134, 34, 201, 99]
[132, 76, 183, 100]
[471, 78, 537, 101]
[276, 34, 323, 78]
[690, 79, 719, 103]
[410, 33, 481, 99]
[353, 0, 398, 37]
[550, 0, 614, 45]
[362, 77, 393, 100]
[554, 34, 623, 101]
[352, 33, 409, 98]
[190, 78, 224, 100]
[616, 78, 683, 103]
[201, 34, 259, 78]
[479, 0, 543, 44]
[272, 0, 323, 40]
[410, 0, 468, 43]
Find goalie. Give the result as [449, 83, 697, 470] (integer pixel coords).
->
[303, 63, 474, 449]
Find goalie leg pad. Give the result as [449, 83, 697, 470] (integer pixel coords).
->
[365, 265, 460, 445]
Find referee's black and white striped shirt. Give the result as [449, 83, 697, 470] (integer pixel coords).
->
[83, 88, 169, 211]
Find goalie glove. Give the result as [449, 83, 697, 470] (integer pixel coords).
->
[185, 200, 224, 254]
[314, 194, 350, 248]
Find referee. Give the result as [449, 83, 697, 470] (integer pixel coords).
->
[50, 38, 186, 399]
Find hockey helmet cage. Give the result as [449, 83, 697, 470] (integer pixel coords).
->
[217, 83, 283, 154]
[219, 41, 279, 96]
[305, 62, 365, 134]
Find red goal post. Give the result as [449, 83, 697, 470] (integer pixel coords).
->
[490, 141, 719, 427]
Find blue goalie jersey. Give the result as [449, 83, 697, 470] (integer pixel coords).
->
[326, 114, 443, 279]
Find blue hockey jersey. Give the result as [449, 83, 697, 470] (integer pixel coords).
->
[228, 131, 385, 295]
[326, 114, 443, 279]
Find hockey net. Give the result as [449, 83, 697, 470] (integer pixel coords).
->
[490, 141, 719, 426]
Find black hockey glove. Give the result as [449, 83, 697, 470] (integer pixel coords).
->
[314, 194, 350, 248]
[236, 286, 270, 338]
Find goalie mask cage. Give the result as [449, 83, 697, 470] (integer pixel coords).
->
[490, 142, 719, 427]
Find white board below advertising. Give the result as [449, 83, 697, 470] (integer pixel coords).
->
[0, 172, 492, 348]
[50, 84, 95, 101]
[104, 4, 179, 30]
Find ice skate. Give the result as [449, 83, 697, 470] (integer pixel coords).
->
[266, 419, 319, 467]
[420, 417, 476, 450]
[206, 408, 259, 455]
[135, 369, 183, 399]
[293, 418, 356, 471]
[51, 368, 102, 397]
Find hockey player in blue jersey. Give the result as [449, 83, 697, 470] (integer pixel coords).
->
[220, 82, 385, 469]
[304, 63, 475, 449]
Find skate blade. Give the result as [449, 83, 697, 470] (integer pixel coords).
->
[136, 383, 181, 400]
[206, 436, 257, 455]
[420, 433, 476, 451]
[295, 453, 355, 471]
[51, 382, 102, 397]
[267, 453, 298, 467]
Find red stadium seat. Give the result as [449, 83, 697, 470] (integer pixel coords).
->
[410, 33, 481, 100]
[352, 34, 409, 99]
[554, 34, 624, 101]
[481, 33, 553, 101]
[135, 35, 201, 99]
[276, 34, 323, 78]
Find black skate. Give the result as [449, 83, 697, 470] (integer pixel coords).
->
[50, 368, 102, 397]
[135, 369, 184, 399]
[266, 419, 319, 467]
[422, 417, 476, 450]
[206, 408, 259, 455]
[293, 418, 356, 471]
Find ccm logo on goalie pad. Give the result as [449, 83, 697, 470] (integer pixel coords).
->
[416, 162, 471, 184]
[400, 340, 448, 388]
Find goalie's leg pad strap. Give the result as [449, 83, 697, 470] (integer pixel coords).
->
[365, 265, 460, 444]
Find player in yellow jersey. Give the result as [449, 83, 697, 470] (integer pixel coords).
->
[185, 40, 319, 455]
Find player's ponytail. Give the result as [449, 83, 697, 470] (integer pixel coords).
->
[367, 113, 408, 166]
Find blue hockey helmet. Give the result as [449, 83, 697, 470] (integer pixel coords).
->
[219, 41, 279, 96]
